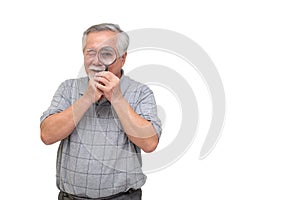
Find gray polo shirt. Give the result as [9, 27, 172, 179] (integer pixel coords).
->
[40, 73, 162, 198]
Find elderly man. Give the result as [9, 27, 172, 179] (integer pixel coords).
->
[40, 23, 162, 200]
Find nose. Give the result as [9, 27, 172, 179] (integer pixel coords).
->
[92, 56, 104, 67]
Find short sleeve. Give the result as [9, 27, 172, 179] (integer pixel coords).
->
[134, 85, 162, 139]
[40, 81, 72, 124]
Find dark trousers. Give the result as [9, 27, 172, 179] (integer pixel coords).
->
[58, 189, 142, 200]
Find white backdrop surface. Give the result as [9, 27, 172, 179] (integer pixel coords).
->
[0, 0, 299, 199]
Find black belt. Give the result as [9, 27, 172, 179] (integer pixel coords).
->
[60, 188, 140, 200]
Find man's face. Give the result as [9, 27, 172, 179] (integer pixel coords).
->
[83, 31, 126, 78]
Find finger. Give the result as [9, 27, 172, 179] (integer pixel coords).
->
[96, 71, 116, 81]
[95, 82, 102, 90]
[96, 82, 110, 93]
[94, 76, 109, 86]
[100, 77, 110, 86]
[94, 71, 108, 78]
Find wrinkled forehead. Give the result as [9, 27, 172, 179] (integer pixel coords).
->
[85, 31, 118, 50]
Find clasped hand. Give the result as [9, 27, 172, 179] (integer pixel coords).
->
[85, 71, 122, 103]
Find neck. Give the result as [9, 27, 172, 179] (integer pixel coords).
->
[116, 69, 124, 78]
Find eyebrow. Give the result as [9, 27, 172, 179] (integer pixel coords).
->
[86, 48, 96, 52]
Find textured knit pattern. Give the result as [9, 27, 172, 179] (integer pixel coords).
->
[40, 74, 162, 198]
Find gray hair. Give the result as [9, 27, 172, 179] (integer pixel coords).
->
[82, 23, 129, 56]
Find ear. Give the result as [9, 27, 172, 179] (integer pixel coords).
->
[121, 52, 127, 66]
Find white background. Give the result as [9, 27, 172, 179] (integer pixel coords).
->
[1, 0, 299, 199]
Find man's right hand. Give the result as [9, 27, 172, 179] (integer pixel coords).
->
[83, 78, 103, 103]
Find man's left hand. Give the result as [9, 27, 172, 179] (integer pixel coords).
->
[94, 71, 123, 103]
